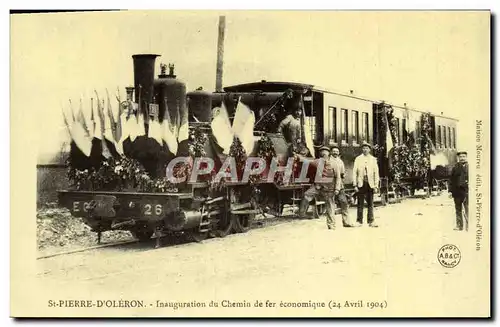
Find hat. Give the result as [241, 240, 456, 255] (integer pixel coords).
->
[318, 145, 330, 152]
[361, 142, 372, 149]
[457, 151, 467, 156]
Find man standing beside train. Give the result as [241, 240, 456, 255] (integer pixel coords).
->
[298, 146, 340, 230]
[329, 145, 356, 227]
[353, 142, 380, 228]
[449, 151, 468, 231]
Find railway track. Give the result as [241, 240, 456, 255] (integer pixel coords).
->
[37, 195, 443, 261]
[36, 209, 300, 260]
[36, 239, 140, 260]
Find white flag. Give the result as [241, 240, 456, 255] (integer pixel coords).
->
[127, 113, 139, 143]
[62, 105, 92, 157]
[92, 98, 103, 140]
[178, 121, 189, 143]
[70, 120, 92, 157]
[232, 99, 255, 155]
[148, 118, 163, 146]
[137, 112, 146, 137]
[161, 120, 178, 155]
[211, 102, 234, 154]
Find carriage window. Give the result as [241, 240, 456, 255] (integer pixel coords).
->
[328, 106, 337, 142]
[442, 126, 447, 148]
[362, 112, 369, 142]
[415, 121, 421, 139]
[395, 118, 400, 144]
[402, 118, 408, 143]
[352, 110, 359, 144]
[452, 127, 456, 148]
[341, 109, 348, 143]
[447, 127, 452, 148]
[437, 126, 442, 147]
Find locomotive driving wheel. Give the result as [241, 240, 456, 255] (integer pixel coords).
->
[215, 199, 233, 237]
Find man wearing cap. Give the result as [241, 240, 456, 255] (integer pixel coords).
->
[353, 142, 380, 227]
[329, 145, 355, 227]
[298, 145, 340, 230]
[449, 151, 469, 231]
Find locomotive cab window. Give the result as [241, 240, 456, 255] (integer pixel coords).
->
[341, 109, 348, 144]
[352, 110, 359, 144]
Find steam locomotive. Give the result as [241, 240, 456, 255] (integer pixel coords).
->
[57, 53, 458, 246]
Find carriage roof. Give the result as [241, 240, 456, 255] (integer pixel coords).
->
[223, 80, 458, 122]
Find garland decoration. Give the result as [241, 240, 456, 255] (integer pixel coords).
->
[67, 127, 213, 193]
[386, 110, 433, 184]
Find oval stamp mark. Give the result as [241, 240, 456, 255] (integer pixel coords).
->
[438, 244, 461, 268]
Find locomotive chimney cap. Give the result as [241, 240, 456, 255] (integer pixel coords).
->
[132, 53, 161, 59]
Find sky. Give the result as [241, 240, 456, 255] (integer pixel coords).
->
[10, 10, 490, 163]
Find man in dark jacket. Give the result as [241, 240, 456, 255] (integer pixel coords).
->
[449, 151, 469, 231]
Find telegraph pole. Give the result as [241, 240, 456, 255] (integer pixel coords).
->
[215, 15, 226, 92]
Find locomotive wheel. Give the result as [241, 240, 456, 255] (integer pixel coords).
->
[216, 220, 233, 238]
[233, 200, 256, 233]
[184, 229, 209, 243]
[234, 213, 253, 233]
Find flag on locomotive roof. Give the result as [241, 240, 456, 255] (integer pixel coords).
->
[232, 97, 255, 155]
[211, 100, 234, 155]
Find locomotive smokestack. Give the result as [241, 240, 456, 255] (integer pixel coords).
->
[132, 54, 160, 113]
[215, 16, 226, 92]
